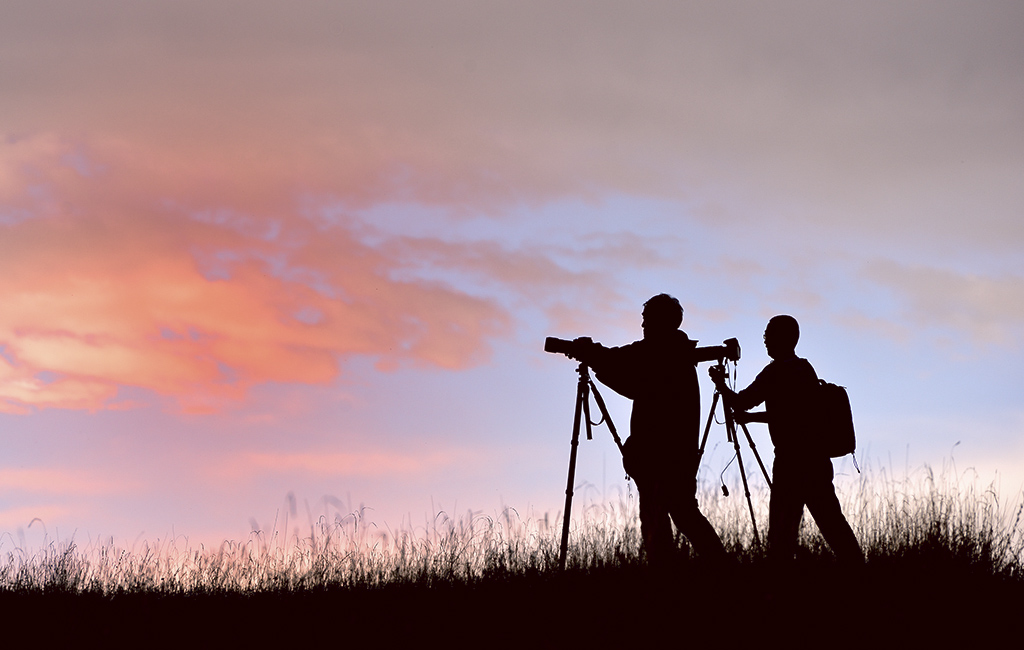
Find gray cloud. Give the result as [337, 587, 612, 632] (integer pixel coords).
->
[2, 1, 1021, 247]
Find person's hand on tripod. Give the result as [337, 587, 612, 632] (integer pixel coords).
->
[734, 409, 768, 425]
[708, 365, 728, 391]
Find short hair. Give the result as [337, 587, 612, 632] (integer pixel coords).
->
[766, 315, 800, 349]
[643, 294, 683, 330]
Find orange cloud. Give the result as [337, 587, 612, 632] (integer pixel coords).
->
[0, 136, 509, 413]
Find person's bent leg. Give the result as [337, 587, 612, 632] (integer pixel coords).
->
[671, 499, 727, 561]
[667, 453, 727, 561]
[805, 480, 864, 564]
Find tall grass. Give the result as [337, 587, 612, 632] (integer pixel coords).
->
[2, 464, 1022, 595]
[844, 462, 1024, 578]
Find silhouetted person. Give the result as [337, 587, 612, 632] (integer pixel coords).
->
[709, 315, 863, 564]
[568, 294, 727, 564]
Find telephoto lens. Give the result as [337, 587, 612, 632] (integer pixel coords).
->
[544, 336, 592, 356]
[544, 337, 572, 354]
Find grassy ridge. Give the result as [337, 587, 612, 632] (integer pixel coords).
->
[3, 466, 1023, 644]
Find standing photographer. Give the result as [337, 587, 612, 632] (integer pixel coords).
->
[566, 294, 729, 564]
[708, 315, 863, 564]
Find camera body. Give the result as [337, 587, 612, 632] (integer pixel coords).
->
[721, 337, 741, 363]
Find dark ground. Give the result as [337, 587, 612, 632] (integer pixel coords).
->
[5, 561, 1021, 647]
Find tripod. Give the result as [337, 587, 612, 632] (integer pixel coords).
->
[558, 363, 622, 570]
[697, 360, 772, 545]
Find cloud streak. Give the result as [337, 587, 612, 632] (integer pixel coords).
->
[230, 448, 484, 479]
[0, 467, 134, 495]
[864, 260, 1024, 347]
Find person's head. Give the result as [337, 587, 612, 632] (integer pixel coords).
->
[764, 315, 799, 359]
[642, 294, 683, 338]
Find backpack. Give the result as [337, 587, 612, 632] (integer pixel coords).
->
[817, 379, 856, 458]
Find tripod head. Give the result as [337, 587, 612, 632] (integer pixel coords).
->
[707, 355, 737, 393]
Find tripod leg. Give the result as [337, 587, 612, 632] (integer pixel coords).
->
[588, 380, 624, 455]
[582, 382, 593, 441]
[738, 421, 772, 489]
[558, 367, 588, 570]
[727, 417, 761, 547]
[697, 390, 721, 470]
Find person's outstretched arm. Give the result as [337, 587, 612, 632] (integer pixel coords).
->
[709, 365, 767, 415]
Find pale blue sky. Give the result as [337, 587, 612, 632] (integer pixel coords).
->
[1, 1, 1022, 548]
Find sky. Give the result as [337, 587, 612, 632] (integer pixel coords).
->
[1, 1, 1022, 549]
